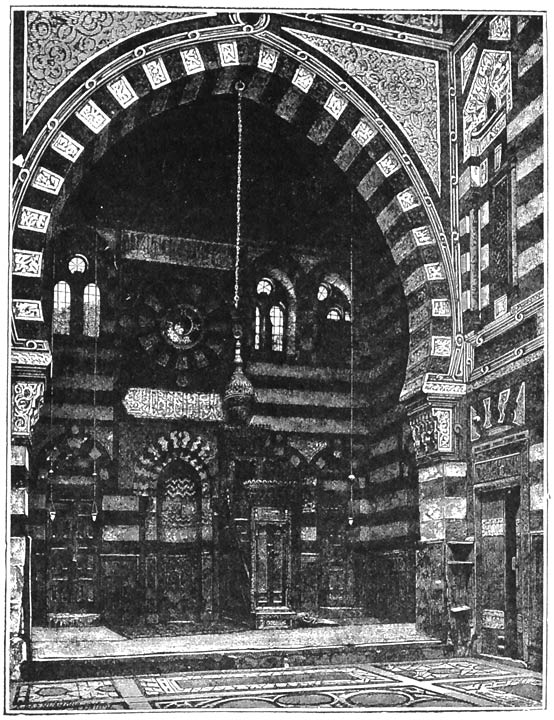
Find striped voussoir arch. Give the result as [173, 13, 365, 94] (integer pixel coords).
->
[12, 32, 455, 396]
[133, 430, 215, 496]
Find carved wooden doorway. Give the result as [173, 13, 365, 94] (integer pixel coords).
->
[46, 490, 100, 618]
[476, 483, 523, 659]
[38, 428, 108, 624]
[155, 461, 203, 622]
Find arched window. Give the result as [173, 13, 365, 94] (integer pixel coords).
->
[326, 307, 342, 322]
[315, 274, 352, 365]
[317, 283, 330, 301]
[253, 276, 288, 355]
[257, 278, 273, 296]
[53, 281, 71, 335]
[317, 276, 351, 324]
[68, 255, 88, 274]
[83, 283, 100, 337]
[270, 304, 284, 351]
[255, 305, 261, 349]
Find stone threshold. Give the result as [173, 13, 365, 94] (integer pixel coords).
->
[25, 623, 443, 681]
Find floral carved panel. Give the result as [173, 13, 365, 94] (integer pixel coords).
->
[285, 28, 441, 192]
[24, 10, 198, 128]
[379, 14, 443, 34]
[461, 43, 478, 92]
[463, 50, 512, 161]
[11, 380, 46, 438]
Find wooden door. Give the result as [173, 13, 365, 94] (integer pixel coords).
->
[47, 497, 99, 615]
[252, 508, 291, 609]
[478, 485, 522, 658]
[317, 485, 355, 610]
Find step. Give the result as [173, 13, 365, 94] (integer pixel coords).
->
[24, 624, 444, 681]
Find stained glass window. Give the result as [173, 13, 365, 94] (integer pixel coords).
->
[255, 306, 261, 349]
[257, 278, 273, 296]
[317, 283, 330, 301]
[270, 304, 284, 351]
[83, 283, 100, 337]
[68, 255, 87, 274]
[254, 275, 287, 354]
[326, 307, 342, 321]
[53, 281, 71, 334]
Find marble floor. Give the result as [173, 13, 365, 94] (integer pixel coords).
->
[11, 657, 543, 711]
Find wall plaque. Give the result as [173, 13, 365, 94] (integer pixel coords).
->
[123, 387, 223, 421]
[482, 609, 505, 629]
[121, 230, 234, 270]
[474, 452, 521, 484]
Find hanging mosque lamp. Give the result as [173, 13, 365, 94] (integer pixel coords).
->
[223, 81, 256, 425]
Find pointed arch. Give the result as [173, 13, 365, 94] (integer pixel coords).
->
[134, 430, 215, 496]
[12, 25, 459, 399]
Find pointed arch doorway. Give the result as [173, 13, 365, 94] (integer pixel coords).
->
[154, 460, 203, 622]
[134, 430, 215, 625]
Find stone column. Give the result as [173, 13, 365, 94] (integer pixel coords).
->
[10, 347, 50, 678]
[407, 384, 471, 653]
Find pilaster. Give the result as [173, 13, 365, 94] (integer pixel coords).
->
[10, 344, 51, 679]
[406, 380, 471, 653]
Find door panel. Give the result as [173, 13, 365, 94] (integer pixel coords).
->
[252, 508, 291, 610]
[47, 498, 99, 615]
[156, 469, 203, 621]
[479, 485, 521, 659]
[158, 553, 200, 620]
[317, 497, 355, 610]
[505, 486, 521, 658]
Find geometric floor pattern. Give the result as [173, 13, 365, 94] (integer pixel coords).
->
[11, 658, 543, 711]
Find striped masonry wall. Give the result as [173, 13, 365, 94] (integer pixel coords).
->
[456, 15, 543, 327]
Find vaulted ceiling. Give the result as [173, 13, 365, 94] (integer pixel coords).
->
[58, 93, 410, 412]
[61, 95, 388, 254]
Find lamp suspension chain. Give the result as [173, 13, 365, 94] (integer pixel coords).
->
[49, 248, 56, 442]
[234, 82, 244, 310]
[347, 191, 356, 526]
[47, 247, 57, 521]
[91, 233, 99, 521]
[349, 193, 355, 479]
[222, 80, 256, 426]
[93, 233, 98, 468]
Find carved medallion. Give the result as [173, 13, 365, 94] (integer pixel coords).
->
[119, 278, 232, 389]
[160, 305, 204, 350]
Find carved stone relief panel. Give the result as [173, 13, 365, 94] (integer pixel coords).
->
[11, 380, 46, 438]
[284, 28, 441, 191]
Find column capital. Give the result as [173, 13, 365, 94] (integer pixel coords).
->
[11, 337, 52, 373]
[406, 391, 464, 466]
[10, 337, 51, 444]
